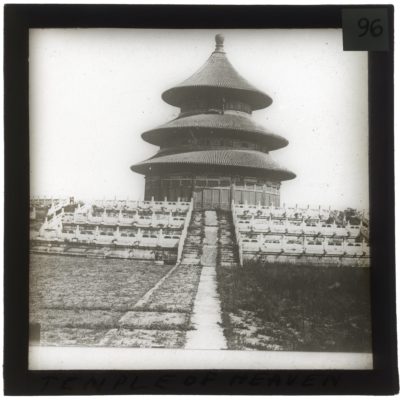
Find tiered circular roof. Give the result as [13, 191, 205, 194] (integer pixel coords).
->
[162, 35, 272, 111]
[131, 34, 295, 182]
[142, 113, 288, 150]
[131, 149, 295, 180]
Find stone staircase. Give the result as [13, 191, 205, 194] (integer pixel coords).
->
[180, 211, 204, 265]
[217, 210, 240, 267]
[185, 210, 227, 349]
[179, 209, 239, 267]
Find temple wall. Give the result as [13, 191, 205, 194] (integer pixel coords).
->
[243, 252, 370, 268]
[144, 174, 281, 209]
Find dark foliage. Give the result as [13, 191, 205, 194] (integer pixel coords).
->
[217, 261, 372, 352]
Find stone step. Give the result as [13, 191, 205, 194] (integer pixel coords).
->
[216, 211, 240, 266]
[181, 259, 200, 265]
[220, 262, 239, 267]
[182, 249, 200, 254]
[182, 252, 200, 258]
[185, 241, 202, 246]
[182, 255, 200, 260]
[183, 246, 202, 251]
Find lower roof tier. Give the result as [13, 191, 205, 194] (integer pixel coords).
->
[131, 149, 296, 181]
[141, 112, 288, 150]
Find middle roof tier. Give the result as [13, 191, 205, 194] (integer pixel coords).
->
[141, 112, 288, 151]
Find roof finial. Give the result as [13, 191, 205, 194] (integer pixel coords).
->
[215, 33, 225, 52]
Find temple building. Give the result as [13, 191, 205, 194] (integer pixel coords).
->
[131, 34, 295, 210]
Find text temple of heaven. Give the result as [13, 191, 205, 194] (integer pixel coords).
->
[131, 34, 296, 210]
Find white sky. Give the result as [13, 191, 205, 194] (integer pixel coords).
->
[29, 28, 369, 210]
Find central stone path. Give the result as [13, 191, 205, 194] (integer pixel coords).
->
[185, 210, 227, 350]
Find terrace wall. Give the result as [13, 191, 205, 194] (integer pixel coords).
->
[30, 241, 178, 263]
[243, 252, 370, 267]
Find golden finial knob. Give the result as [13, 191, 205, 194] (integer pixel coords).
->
[215, 34, 225, 52]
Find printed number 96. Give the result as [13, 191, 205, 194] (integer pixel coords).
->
[358, 18, 383, 37]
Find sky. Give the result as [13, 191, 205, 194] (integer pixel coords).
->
[29, 28, 369, 210]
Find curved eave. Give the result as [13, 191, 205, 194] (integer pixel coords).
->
[141, 113, 288, 150]
[162, 86, 272, 111]
[161, 49, 272, 111]
[131, 150, 296, 181]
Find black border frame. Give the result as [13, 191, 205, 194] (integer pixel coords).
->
[3, 4, 397, 395]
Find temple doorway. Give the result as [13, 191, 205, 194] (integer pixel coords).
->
[193, 188, 231, 210]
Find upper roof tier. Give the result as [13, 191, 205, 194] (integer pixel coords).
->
[162, 34, 273, 111]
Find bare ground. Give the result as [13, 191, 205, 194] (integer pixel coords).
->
[30, 254, 202, 347]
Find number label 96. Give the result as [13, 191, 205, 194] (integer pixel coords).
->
[358, 18, 383, 38]
[342, 8, 389, 51]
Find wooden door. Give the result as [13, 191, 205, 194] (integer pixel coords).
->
[203, 189, 213, 209]
[193, 190, 202, 209]
[234, 190, 242, 204]
[211, 189, 220, 209]
[220, 189, 230, 210]
[193, 188, 232, 210]
[249, 191, 256, 205]
[255, 192, 263, 206]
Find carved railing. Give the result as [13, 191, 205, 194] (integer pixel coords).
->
[176, 198, 194, 264]
[231, 200, 243, 267]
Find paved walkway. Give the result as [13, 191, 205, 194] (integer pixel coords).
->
[185, 211, 227, 350]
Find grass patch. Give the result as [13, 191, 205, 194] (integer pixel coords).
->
[139, 264, 203, 313]
[99, 328, 186, 348]
[217, 261, 372, 352]
[30, 254, 201, 347]
[40, 328, 110, 346]
[30, 254, 174, 345]
[30, 254, 173, 311]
